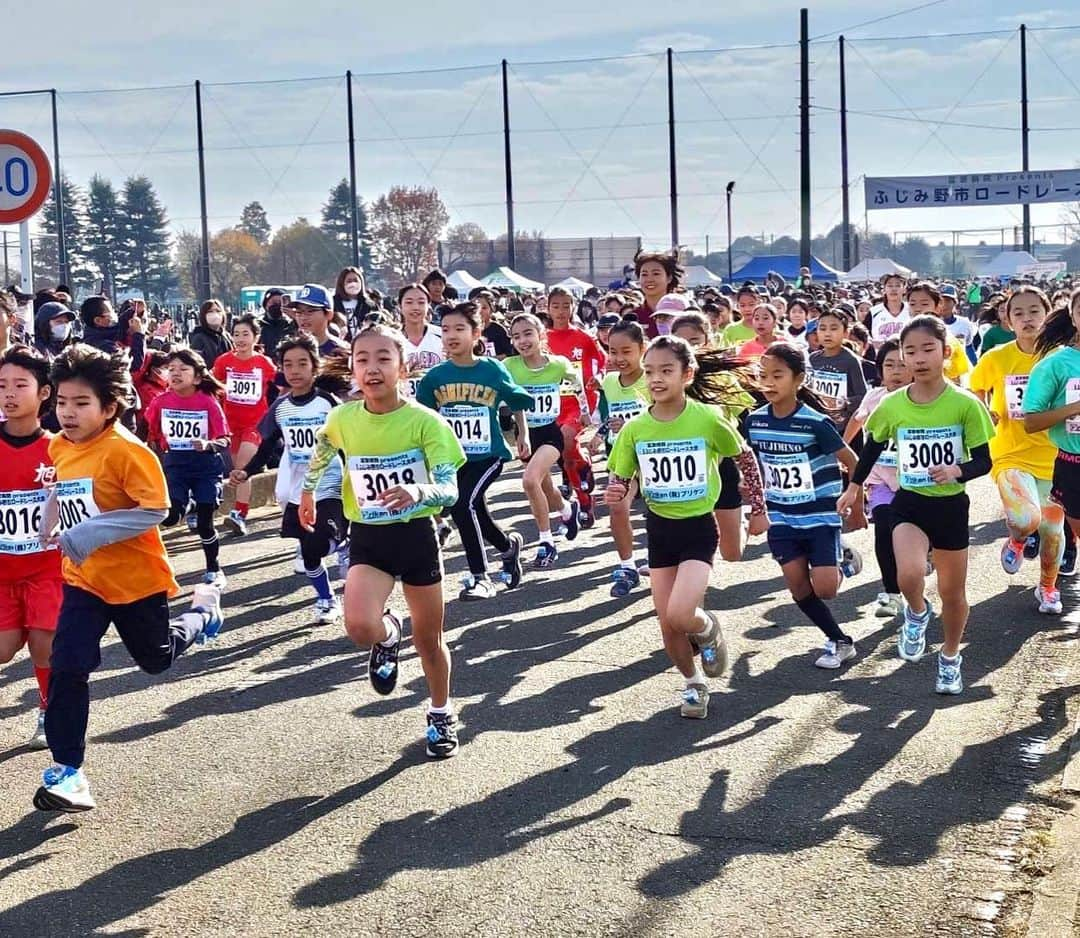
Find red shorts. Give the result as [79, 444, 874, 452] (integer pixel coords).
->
[0, 577, 64, 631]
[230, 427, 261, 453]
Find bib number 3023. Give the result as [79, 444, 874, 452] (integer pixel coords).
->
[440, 404, 491, 455]
[759, 451, 815, 504]
[347, 449, 429, 523]
[897, 425, 962, 487]
[636, 439, 707, 502]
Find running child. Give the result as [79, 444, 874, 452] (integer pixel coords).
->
[399, 283, 445, 398]
[299, 325, 466, 758]
[906, 281, 971, 386]
[144, 348, 230, 588]
[503, 312, 584, 568]
[0, 346, 61, 748]
[230, 334, 346, 623]
[809, 307, 867, 434]
[748, 342, 866, 670]
[739, 304, 782, 360]
[35, 344, 223, 812]
[839, 316, 994, 694]
[417, 302, 534, 601]
[213, 313, 277, 536]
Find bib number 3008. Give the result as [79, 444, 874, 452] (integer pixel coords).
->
[897, 426, 962, 487]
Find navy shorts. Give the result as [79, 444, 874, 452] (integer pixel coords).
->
[767, 524, 841, 568]
[165, 458, 223, 508]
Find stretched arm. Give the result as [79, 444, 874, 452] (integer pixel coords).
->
[58, 508, 169, 566]
[301, 428, 337, 493]
[734, 449, 766, 517]
[1024, 400, 1080, 434]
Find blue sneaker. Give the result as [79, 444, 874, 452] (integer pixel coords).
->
[610, 565, 641, 598]
[898, 602, 931, 662]
[34, 764, 95, 812]
[1000, 538, 1025, 575]
[839, 538, 862, 579]
[562, 495, 580, 542]
[192, 584, 224, 644]
[935, 653, 963, 695]
[185, 512, 198, 533]
[533, 543, 559, 568]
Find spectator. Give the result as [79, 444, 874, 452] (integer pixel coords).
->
[333, 266, 374, 337]
[79, 295, 145, 371]
[422, 268, 449, 308]
[188, 298, 233, 368]
[32, 301, 77, 362]
[259, 288, 294, 359]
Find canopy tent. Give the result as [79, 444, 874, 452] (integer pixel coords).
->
[480, 266, 546, 293]
[977, 250, 1039, 279]
[683, 265, 724, 287]
[446, 269, 483, 295]
[841, 257, 913, 281]
[729, 254, 842, 283]
[552, 276, 594, 295]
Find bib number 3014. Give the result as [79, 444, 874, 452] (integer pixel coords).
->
[440, 405, 490, 455]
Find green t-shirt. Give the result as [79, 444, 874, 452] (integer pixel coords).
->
[980, 324, 1015, 357]
[722, 321, 755, 346]
[865, 382, 994, 496]
[601, 370, 651, 426]
[1024, 345, 1080, 455]
[608, 397, 742, 519]
[318, 399, 466, 524]
[504, 354, 575, 428]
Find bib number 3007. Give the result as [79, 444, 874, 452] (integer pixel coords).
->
[636, 439, 707, 502]
[897, 426, 962, 487]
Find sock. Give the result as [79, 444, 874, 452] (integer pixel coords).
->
[692, 611, 712, 637]
[201, 534, 220, 572]
[428, 702, 453, 716]
[539, 530, 555, 546]
[34, 666, 50, 711]
[560, 501, 574, 521]
[619, 558, 636, 571]
[940, 651, 960, 664]
[907, 601, 930, 621]
[379, 614, 400, 647]
[235, 501, 249, 517]
[795, 593, 849, 644]
[685, 665, 705, 687]
[306, 566, 333, 601]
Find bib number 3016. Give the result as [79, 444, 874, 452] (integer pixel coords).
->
[636, 439, 707, 502]
[897, 426, 962, 487]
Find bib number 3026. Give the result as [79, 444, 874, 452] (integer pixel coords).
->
[162, 409, 208, 451]
[636, 439, 707, 503]
[897, 425, 962, 487]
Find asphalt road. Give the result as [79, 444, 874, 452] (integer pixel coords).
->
[0, 469, 1076, 938]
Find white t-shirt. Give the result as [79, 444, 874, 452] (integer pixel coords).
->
[870, 302, 911, 346]
[944, 315, 974, 347]
[783, 324, 809, 348]
[402, 325, 445, 373]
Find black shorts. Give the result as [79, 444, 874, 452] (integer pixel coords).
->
[1052, 451, 1080, 519]
[713, 456, 742, 510]
[528, 421, 564, 455]
[645, 511, 719, 569]
[281, 498, 346, 543]
[891, 489, 970, 551]
[349, 516, 443, 586]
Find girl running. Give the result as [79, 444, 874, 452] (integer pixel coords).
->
[504, 312, 585, 568]
[748, 343, 865, 670]
[839, 316, 994, 695]
[399, 283, 445, 399]
[230, 334, 347, 624]
[417, 302, 534, 601]
[213, 313, 277, 536]
[144, 349, 230, 589]
[970, 287, 1065, 614]
[604, 336, 764, 719]
[299, 325, 466, 758]
[740, 304, 782, 360]
[35, 344, 223, 812]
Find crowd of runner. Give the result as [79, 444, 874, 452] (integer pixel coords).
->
[0, 251, 1077, 812]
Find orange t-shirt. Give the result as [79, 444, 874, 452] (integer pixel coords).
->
[49, 422, 179, 604]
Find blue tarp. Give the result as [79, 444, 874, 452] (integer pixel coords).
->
[729, 254, 842, 283]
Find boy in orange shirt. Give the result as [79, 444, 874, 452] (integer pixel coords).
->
[33, 344, 224, 813]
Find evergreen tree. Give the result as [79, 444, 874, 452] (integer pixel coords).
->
[321, 178, 374, 277]
[85, 175, 123, 298]
[35, 174, 93, 293]
[238, 201, 271, 245]
[117, 175, 176, 301]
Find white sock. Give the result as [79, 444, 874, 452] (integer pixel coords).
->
[539, 530, 555, 546]
[428, 702, 453, 716]
[619, 558, 636, 570]
[380, 615, 400, 647]
[178, 611, 208, 631]
[693, 611, 712, 636]
[685, 666, 705, 687]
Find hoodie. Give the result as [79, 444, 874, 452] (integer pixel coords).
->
[33, 307, 75, 361]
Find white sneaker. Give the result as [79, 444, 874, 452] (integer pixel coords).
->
[1035, 585, 1063, 615]
[28, 708, 48, 750]
[315, 597, 343, 624]
[293, 544, 306, 575]
[680, 682, 709, 719]
[875, 593, 903, 618]
[34, 764, 95, 812]
[224, 509, 248, 537]
[203, 569, 227, 590]
[814, 640, 856, 669]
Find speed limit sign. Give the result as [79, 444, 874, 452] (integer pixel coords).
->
[0, 130, 52, 225]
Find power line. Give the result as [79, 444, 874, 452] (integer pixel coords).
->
[810, 0, 955, 42]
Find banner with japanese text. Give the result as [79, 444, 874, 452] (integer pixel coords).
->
[864, 170, 1080, 210]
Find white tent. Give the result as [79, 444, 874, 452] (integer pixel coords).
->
[684, 265, 724, 288]
[978, 250, 1039, 279]
[447, 269, 482, 295]
[480, 266, 546, 293]
[552, 276, 593, 295]
[841, 257, 913, 281]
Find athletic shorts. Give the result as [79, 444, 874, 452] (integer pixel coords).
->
[713, 456, 742, 510]
[527, 421, 564, 456]
[349, 516, 442, 586]
[281, 499, 346, 544]
[767, 524, 841, 568]
[230, 426, 261, 453]
[0, 576, 64, 631]
[891, 489, 970, 552]
[1052, 451, 1080, 519]
[166, 460, 224, 509]
[645, 511, 719, 569]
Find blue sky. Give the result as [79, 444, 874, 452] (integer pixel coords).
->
[3, 0, 1080, 259]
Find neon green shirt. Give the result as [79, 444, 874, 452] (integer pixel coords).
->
[722, 321, 755, 346]
[601, 370, 651, 427]
[504, 354, 578, 428]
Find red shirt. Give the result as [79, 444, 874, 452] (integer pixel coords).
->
[0, 427, 63, 583]
[212, 351, 277, 431]
[547, 326, 605, 419]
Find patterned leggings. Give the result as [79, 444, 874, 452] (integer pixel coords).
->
[997, 468, 1065, 588]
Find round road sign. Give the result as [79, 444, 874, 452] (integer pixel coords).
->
[0, 129, 52, 225]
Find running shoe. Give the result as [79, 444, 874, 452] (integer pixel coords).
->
[578, 491, 594, 530]
[437, 520, 454, 548]
[223, 509, 248, 537]
[563, 495, 580, 542]
[192, 583, 225, 643]
[1061, 542, 1077, 577]
[814, 639, 857, 669]
[368, 611, 401, 696]
[459, 576, 497, 601]
[898, 602, 931, 662]
[839, 538, 862, 579]
[691, 610, 727, 678]
[425, 711, 459, 759]
[499, 532, 524, 589]
[1035, 585, 1063, 615]
[875, 593, 903, 618]
[533, 543, 559, 568]
[203, 569, 227, 590]
[935, 653, 964, 695]
[925, 552, 935, 576]
[336, 540, 351, 580]
[578, 460, 595, 493]
[637, 563, 650, 577]
[293, 544, 306, 575]
[185, 512, 198, 533]
[33, 764, 95, 813]
[1023, 532, 1041, 560]
[680, 683, 709, 719]
[1000, 538, 1025, 575]
[28, 708, 47, 750]
[609, 566, 641, 598]
[315, 597, 343, 624]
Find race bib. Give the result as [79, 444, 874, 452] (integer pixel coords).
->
[636, 439, 708, 503]
[1004, 374, 1028, 421]
[608, 398, 645, 424]
[759, 451, 815, 504]
[56, 478, 101, 532]
[811, 370, 848, 404]
[348, 450, 429, 523]
[225, 370, 262, 405]
[877, 438, 899, 469]
[898, 425, 962, 488]
[440, 404, 491, 455]
[281, 415, 323, 465]
[523, 384, 560, 428]
[162, 408, 208, 451]
[401, 373, 425, 400]
[0, 488, 47, 554]
[1067, 378, 1080, 434]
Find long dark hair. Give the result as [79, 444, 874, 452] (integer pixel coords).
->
[162, 348, 226, 396]
[645, 335, 756, 409]
[1034, 288, 1079, 358]
[759, 341, 833, 413]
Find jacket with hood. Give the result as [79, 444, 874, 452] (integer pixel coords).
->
[80, 320, 146, 372]
[188, 323, 233, 368]
[259, 308, 295, 361]
[33, 307, 76, 361]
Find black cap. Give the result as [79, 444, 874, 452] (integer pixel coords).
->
[597, 313, 621, 328]
[262, 288, 284, 307]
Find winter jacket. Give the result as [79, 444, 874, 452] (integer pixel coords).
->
[188, 325, 232, 368]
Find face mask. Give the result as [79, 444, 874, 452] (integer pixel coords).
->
[266, 303, 282, 319]
[344, 281, 362, 297]
[655, 321, 672, 335]
[205, 313, 224, 328]
[51, 322, 71, 341]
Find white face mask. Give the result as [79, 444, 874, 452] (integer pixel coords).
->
[344, 281, 362, 297]
[51, 321, 71, 341]
[205, 312, 224, 328]
[655, 320, 672, 335]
